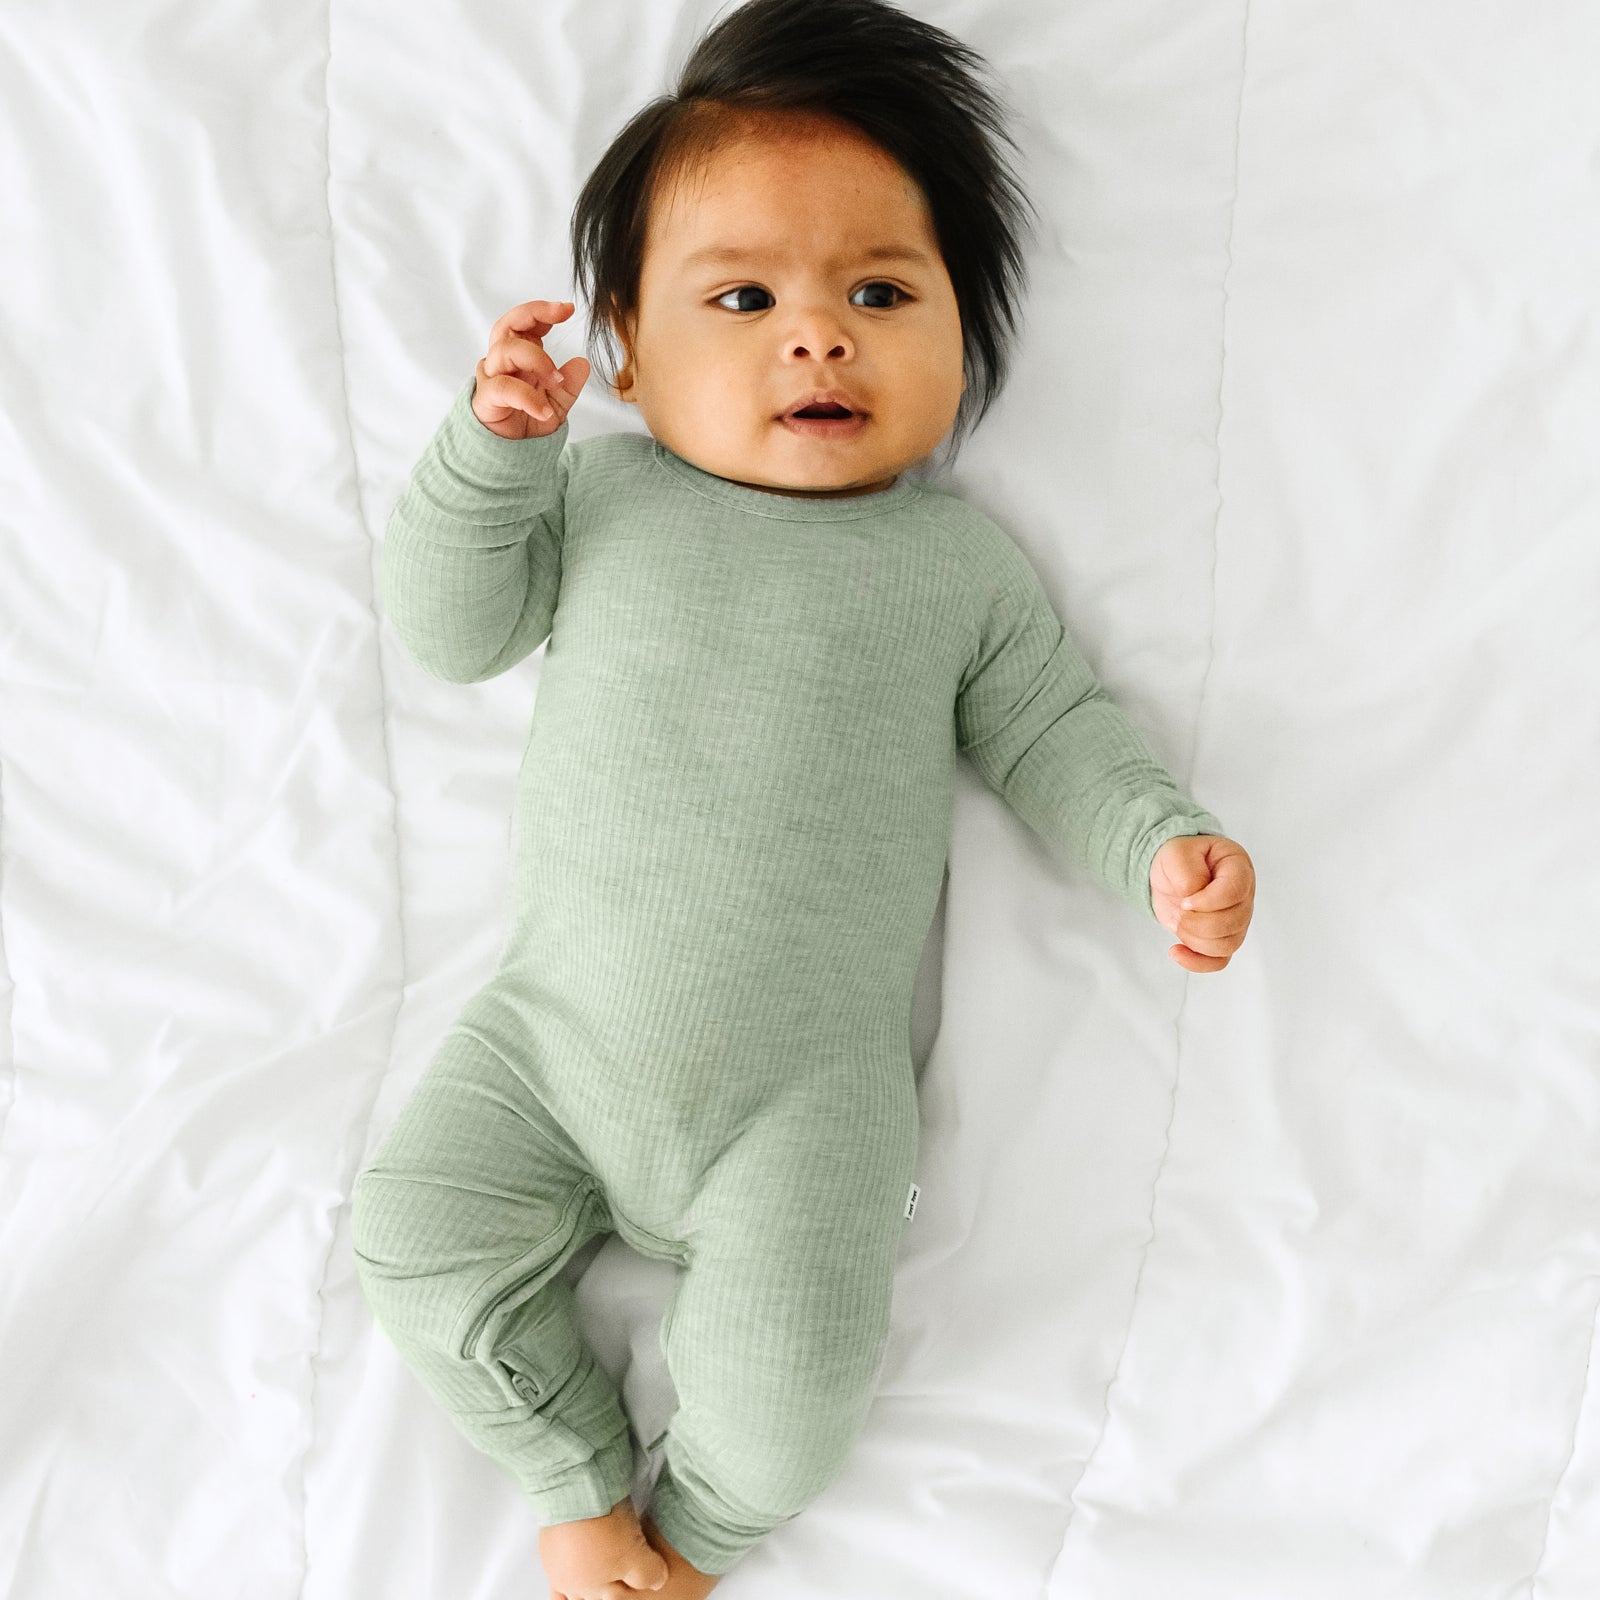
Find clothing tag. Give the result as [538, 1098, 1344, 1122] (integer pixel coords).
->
[904, 1182, 920, 1222]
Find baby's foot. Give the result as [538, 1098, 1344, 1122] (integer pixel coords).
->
[539, 1497, 669, 1600]
[638, 1514, 723, 1599]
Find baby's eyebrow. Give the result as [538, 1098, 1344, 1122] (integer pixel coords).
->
[682, 243, 933, 271]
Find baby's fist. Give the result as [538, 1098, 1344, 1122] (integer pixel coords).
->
[1150, 834, 1254, 973]
[472, 298, 590, 440]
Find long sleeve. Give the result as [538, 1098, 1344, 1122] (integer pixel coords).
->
[380, 375, 572, 683]
[954, 526, 1224, 921]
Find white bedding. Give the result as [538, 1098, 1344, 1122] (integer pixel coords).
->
[3, 2, 1597, 1596]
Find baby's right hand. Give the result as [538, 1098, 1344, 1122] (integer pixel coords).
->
[472, 298, 591, 440]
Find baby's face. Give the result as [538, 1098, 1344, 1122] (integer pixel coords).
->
[611, 113, 966, 498]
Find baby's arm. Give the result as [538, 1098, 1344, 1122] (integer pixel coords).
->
[954, 524, 1225, 923]
[380, 301, 586, 684]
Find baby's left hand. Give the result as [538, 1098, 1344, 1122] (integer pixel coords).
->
[1150, 835, 1255, 972]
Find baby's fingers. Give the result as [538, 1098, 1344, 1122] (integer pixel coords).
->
[486, 343, 589, 414]
[490, 298, 576, 346]
[472, 363, 561, 437]
[1175, 926, 1240, 961]
[557, 355, 591, 393]
[1169, 942, 1230, 973]
[483, 334, 563, 385]
[1173, 902, 1251, 947]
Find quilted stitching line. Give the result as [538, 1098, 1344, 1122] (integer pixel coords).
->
[1047, 0, 1248, 1579]
[294, 2, 412, 1594]
[0, 759, 13, 1165]
[1526, 1269, 1600, 1596]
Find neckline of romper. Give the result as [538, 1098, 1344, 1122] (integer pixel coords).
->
[652, 439, 924, 522]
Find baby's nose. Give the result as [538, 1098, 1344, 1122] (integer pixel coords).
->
[787, 333, 851, 360]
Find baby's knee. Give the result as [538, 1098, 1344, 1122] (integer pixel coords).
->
[350, 1168, 455, 1343]
[351, 1166, 413, 1271]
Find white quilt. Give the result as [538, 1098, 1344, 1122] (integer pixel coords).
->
[3, 2, 1597, 1596]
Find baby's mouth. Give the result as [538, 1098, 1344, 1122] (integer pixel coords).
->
[778, 400, 870, 437]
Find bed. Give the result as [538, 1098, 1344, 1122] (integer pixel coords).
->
[3, 1, 1597, 1595]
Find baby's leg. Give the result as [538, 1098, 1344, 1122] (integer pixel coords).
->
[644, 1082, 918, 1578]
[350, 1028, 637, 1542]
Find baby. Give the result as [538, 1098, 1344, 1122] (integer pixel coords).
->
[352, 0, 1256, 1595]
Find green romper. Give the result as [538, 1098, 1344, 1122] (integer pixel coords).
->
[351, 376, 1224, 1575]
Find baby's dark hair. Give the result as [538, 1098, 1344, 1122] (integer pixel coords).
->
[569, 0, 1038, 460]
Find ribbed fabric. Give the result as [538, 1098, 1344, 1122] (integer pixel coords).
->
[353, 375, 1224, 1574]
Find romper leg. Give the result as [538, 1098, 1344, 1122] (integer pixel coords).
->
[351, 1027, 636, 1525]
[645, 1083, 918, 1576]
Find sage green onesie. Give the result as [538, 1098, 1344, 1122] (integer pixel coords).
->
[351, 375, 1223, 1575]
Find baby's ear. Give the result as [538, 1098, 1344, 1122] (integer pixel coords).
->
[608, 312, 638, 402]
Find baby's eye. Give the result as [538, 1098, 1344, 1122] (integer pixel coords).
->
[710, 281, 908, 313]
[850, 281, 905, 309]
[714, 285, 774, 313]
